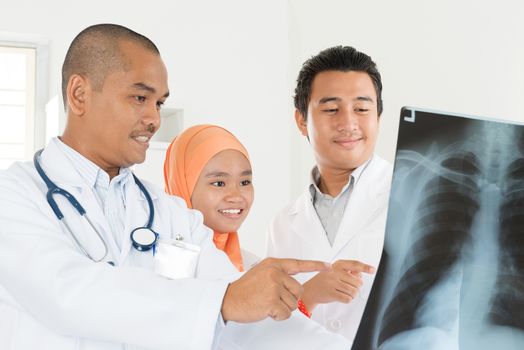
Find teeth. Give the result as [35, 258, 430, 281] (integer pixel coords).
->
[219, 209, 241, 214]
[134, 136, 149, 142]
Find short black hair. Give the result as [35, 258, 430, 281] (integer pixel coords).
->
[61, 23, 159, 108]
[294, 45, 383, 120]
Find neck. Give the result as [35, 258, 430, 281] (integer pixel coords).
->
[316, 166, 353, 197]
[60, 130, 120, 180]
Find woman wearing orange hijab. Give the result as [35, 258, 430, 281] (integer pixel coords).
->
[163, 124, 347, 319]
[163, 125, 257, 272]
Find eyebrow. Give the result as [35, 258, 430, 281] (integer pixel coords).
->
[355, 96, 374, 103]
[132, 82, 170, 98]
[205, 171, 229, 178]
[319, 96, 341, 104]
[318, 96, 374, 104]
[205, 170, 253, 178]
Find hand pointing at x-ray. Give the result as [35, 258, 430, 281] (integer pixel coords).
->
[221, 258, 330, 322]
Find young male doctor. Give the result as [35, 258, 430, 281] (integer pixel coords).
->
[267, 46, 393, 345]
[0, 24, 358, 350]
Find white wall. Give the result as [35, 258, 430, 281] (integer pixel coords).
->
[2, 0, 524, 257]
[288, 0, 524, 196]
[0, 0, 289, 256]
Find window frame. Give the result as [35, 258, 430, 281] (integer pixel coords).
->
[0, 32, 49, 167]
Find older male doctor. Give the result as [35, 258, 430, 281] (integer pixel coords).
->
[0, 24, 358, 350]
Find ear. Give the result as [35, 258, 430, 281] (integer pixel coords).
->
[294, 109, 308, 137]
[66, 74, 90, 116]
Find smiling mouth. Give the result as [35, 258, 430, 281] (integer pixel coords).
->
[131, 135, 151, 146]
[218, 209, 243, 215]
[334, 138, 362, 146]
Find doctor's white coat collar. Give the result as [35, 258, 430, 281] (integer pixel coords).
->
[288, 155, 389, 260]
[308, 155, 373, 202]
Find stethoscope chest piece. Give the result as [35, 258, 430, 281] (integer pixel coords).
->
[130, 227, 158, 252]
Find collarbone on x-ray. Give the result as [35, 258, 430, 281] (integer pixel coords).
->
[353, 107, 524, 350]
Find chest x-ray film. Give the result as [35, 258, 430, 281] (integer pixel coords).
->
[352, 107, 524, 350]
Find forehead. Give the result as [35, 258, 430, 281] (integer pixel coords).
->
[104, 40, 168, 93]
[309, 70, 376, 102]
[205, 149, 251, 171]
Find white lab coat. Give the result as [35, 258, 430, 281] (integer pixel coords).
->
[240, 249, 261, 270]
[267, 155, 393, 345]
[0, 139, 351, 350]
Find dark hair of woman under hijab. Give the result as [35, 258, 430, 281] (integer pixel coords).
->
[293, 45, 383, 121]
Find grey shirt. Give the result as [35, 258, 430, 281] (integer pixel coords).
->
[309, 157, 372, 246]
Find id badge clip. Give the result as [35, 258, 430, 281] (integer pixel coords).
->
[154, 236, 201, 279]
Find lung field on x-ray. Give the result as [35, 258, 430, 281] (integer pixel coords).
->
[378, 150, 481, 344]
[356, 109, 524, 350]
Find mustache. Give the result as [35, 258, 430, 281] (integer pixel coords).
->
[146, 124, 156, 133]
[337, 130, 363, 138]
[130, 124, 156, 138]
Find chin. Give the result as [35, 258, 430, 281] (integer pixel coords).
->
[218, 225, 242, 233]
[335, 159, 367, 171]
[345, 152, 372, 166]
[130, 153, 147, 166]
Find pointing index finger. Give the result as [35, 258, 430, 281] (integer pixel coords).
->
[337, 259, 376, 274]
[277, 258, 331, 275]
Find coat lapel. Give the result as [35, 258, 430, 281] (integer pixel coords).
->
[330, 184, 372, 257]
[39, 141, 119, 262]
[290, 191, 332, 260]
[330, 172, 388, 259]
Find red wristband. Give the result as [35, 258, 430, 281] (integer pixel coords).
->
[297, 298, 312, 318]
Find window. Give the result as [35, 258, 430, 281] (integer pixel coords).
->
[0, 46, 36, 169]
[0, 32, 48, 170]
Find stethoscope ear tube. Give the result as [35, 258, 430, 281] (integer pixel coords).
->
[62, 213, 109, 262]
[132, 174, 154, 229]
[33, 149, 158, 263]
[34, 149, 87, 219]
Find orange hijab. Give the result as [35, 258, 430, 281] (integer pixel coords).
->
[163, 125, 250, 271]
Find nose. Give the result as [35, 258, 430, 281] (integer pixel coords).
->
[225, 185, 244, 203]
[143, 102, 161, 132]
[336, 108, 358, 132]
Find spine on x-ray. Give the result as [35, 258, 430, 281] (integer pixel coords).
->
[489, 157, 524, 330]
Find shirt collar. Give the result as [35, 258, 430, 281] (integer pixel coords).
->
[308, 155, 374, 200]
[53, 137, 133, 189]
[351, 154, 373, 186]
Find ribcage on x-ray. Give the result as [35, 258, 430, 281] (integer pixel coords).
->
[489, 158, 524, 330]
[378, 152, 481, 345]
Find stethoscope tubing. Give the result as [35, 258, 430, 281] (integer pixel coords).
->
[33, 149, 156, 262]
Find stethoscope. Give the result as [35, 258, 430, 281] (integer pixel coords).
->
[33, 149, 159, 263]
